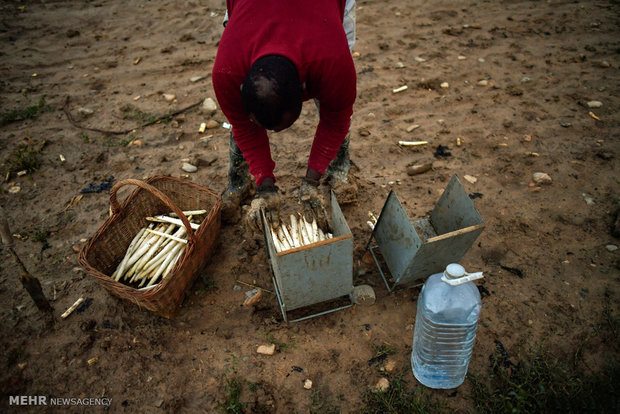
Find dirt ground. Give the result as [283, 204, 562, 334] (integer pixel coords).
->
[1, 0, 618, 412]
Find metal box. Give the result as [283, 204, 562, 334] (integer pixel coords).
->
[366, 174, 484, 291]
[261, 191, 353, 322]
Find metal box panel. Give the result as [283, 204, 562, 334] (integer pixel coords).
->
[262, 191, 353, 322]
[367, 174, 484, 290]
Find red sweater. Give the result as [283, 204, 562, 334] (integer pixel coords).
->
[212, 0, 357, 186]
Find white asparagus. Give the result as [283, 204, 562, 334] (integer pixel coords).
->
[269, 228, 281, 252]
[146, 215, 200, 230]
[162, 246, 185, 280]
[282, 224, 295, 248]
[318, 228, 326, 241]
[115, 224, 154, 281]
[168, 210, 207, 217]
[298, 216, 310, 245]
[139, 226, 187, 271]
[398, 140, 428, 146]
[122, 231, 162, 276]
[290, 215, 300, 247]
[126, 224, 174, 282]
[146, 228, 188, 244]
[368, 211, 379, 225]
[311, 218, 319, 243]
[146, 242, 184, 286]
[61, 297, 85, 319]
[113, 227, 146, 281]
[134, 225, 186, 272]
[277, 226, 291, 250]
[367, 220, 375, 230]
[302, 216, 315, 243]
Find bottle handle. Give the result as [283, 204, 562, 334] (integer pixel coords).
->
[441, 272, 484, 286]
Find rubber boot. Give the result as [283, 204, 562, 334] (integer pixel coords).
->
[221, 132, 255, 223]
[326, 135, 358, 204]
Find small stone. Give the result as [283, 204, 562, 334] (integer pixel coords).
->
[559, 121, 572, 128]
[190, 75, 205, 83]
[383, 359, 397, 372]
[303, 379, 313, 390]
[520, 77, 534, 83]
[374, 378, 389, 392]
[202, 97, 217, 113]
[406, 162, 432, 176]
[359, 129, 371, 137]
[163, 93, 176, 102]
[440, 82, 449, 88]
[77, 107, 94, 116]
[17, 362, 27, 370]
[243, 288, 263, 306]
[587, 101, 602, 108]
[532, 172, 552, 185]
[406, 124, 420, 132]
[257, 344, 276, 356]
[464, 174, 478, 184]
[477, 80, 488, 86]
[9, 186, 21, 194]
[206, 120, 219, 129]
[182, 163, 198, 173]
[527, 319, 533, 326]
[414, 56, 426, 63]
[605, 245, 618, 252]
[352, 285, 376, 306]
[232, 285, 241, 292]
[457, 55, 467, 60]
[153, 399, 164, 408]
[582, 193, 595, 205]
[478, 58, 485, 63]
[395, 62, 405, 68]
[598, 60, 611, 68]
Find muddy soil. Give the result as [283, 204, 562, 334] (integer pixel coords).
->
[1, 0, 618, 412]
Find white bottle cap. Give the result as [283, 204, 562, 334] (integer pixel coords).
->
[445, 263, 466, 279]
[442, 263, 484, 286]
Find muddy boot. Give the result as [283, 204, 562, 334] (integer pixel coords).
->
[326, 135, 358, 204]
[221, 133, 255, 224]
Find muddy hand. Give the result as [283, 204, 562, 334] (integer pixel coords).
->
[298, 177, 329, 232]
[244, 183, 280, 232]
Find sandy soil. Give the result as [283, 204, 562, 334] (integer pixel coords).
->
[1, 0, 618, 412]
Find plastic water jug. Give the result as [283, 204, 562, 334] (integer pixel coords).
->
[411, 263, 483, 389]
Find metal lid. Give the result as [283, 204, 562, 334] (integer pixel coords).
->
[445, 263, 466, 279]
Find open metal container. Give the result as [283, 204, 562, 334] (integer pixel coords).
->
[366, 174, 484, 292]
[261, 191, 353, 322]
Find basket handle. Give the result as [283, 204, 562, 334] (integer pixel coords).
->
[109, 178, 197, 244]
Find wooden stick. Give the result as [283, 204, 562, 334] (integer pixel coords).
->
[0, 205, 53, 312]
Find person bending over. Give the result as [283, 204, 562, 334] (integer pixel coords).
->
[212, 0, 357, 231]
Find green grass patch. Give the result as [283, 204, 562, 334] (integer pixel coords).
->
[361, 376, 439, 414]
[310, 389, 342, 414]
[6, 143, 42, 173]
[468, 342, 620, 413]
[121, 105, 157, 127]
[1, 96, 48, 126]
[264, 332, 290, 351]
[219, 377, 246, 414]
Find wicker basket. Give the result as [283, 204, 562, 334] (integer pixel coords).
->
[78, 176, 222, 318]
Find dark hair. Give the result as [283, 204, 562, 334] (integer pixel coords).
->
[241, 55, 302, 130]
